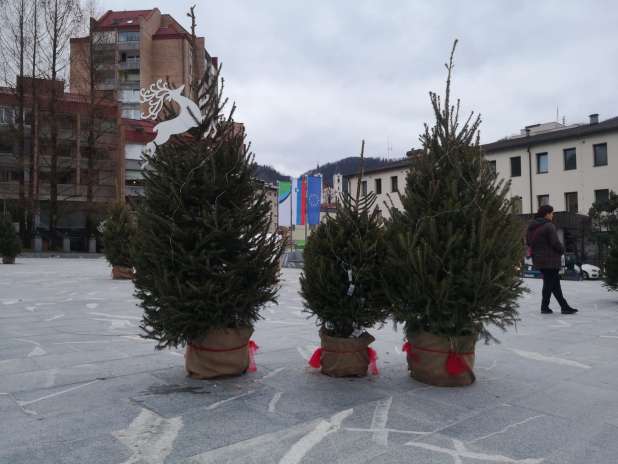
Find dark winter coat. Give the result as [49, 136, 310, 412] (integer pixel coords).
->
[526, 218, 564, 270]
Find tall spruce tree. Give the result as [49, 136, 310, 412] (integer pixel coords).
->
[133, 66, 283, 349]
[384, 40, 525, 343]
[300, 142, 390, 338]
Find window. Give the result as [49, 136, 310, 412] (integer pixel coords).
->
[565, 192, 578, 213]
[0, 168, 19, 182]
[593, 143, 608, 167]
[594, 189, 610, 205]
[118, 31, 140, 42]
[121, 109, 141, 119]
[536, 152, 548, 174]
[361, 180, 367, 196]
[537, 194, 549, 208]
[487, 160, 496, 174]
[375, 178, 382, 194]
[120, 89, 140, 103]
[510, 156, 521, 177]
[563, 148, 577, 170]
[511, 196, 523, 214]
[391, 176, 398, 192]
[0, 139, 12, 153]
[0, 106, 14, 125]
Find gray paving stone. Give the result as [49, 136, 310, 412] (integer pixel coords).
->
[1, 258, 618, 463]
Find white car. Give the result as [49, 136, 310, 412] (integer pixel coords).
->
[574, 264, 601, 280]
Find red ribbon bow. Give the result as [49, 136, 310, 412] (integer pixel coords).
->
[247, 340, 259, 372]
[402, 341, 470, 376]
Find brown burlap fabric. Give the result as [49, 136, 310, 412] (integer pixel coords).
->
[185, 327, 253, 379]
[319, 329, 375, 377]
[406, 331, 476, 387]
[112, 266, 134, 280]
[2, 256, 16, 264]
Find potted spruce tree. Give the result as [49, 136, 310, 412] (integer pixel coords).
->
[383, 41, 525, 387]
[132, 65, 283, 379]
[0, 214, 21, 264]
[300, 143, 389, 377]
[101, 204, 135, 279]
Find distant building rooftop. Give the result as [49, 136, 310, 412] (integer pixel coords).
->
[483, 115, 618, 153]
[95, 9, 155, 29]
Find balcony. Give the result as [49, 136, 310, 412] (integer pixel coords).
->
[125, 185, 144, 197]
[96, 81, 116, 91]
[118, 59, 140, 70]
[118, 41, 139, 51]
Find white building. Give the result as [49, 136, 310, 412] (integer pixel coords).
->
[333, 152, 419, 220]
[483, 114, 618, 215]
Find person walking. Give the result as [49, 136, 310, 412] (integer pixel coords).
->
[526, 205, 578, 315]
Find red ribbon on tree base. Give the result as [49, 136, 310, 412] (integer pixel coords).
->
[308, 347, 323, 368]
[367, 347, 379, 375]
[247, 340, 259, 372]
[307, 347, 379, 375]
[402, 341, 472, 376]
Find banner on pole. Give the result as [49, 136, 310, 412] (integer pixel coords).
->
[277, 180, 292, 227]
[307, 176, 322, 225]
[295, 177, 307, 225]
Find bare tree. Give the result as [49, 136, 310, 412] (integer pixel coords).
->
[0, 0, 33, 242]
[29, 0, 41, 233]
[41, 0, 82, 243]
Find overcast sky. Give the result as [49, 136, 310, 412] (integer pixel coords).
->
[103, 0, 618, 176]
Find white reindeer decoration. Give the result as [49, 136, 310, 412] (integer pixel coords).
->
[140, 79, 206, 153]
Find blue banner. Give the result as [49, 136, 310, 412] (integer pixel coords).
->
[307, 176, 322, 225]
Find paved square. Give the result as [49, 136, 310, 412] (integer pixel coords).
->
[1, 258, 617, 463]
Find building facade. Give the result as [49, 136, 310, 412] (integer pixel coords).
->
[70, 8, 212, 120]
[334, 153, 420, 220]
[483, 115, 618, 216]
[0, 77, 123, 249]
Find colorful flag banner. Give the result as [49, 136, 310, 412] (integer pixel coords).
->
[307, 175, 322, 225]
[291, 177, 298, 227]
[277, 180, 292, 227]
[295, 177, 307, 225]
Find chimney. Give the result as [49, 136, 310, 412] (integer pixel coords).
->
[589, 113, 599, 125]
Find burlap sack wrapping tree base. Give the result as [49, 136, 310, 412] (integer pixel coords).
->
[404, 331, 476, 387]
[112, 266, 134, 280]
[186, 327, 253, 379]
[315, 329, 375, 377]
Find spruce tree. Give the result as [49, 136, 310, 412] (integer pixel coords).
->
[384, 41, 525, 343]
[300, 143, 389, 338]
[101, 203, 135, 269]
[0, 214, 21, 262]
[132, 66, 283, 350]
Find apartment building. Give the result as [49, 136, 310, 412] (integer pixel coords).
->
[483, 114, 618, 216]
[0, 77, 123, 249]
[70, 8, 212, 120]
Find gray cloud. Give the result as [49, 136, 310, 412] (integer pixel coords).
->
[105, 0, 618, 176]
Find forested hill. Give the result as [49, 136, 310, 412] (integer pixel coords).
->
[303, 156, 408, 186]
[255, 156, 408, 186]
[254, 165, 289, 185]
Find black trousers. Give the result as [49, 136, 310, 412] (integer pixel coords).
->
[540, 269, 568, 310]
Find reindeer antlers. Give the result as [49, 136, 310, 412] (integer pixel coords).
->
[140, 79, 170, 120]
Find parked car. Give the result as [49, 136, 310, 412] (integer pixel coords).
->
[574, 263, 601, 280]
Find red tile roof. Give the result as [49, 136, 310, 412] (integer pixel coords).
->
[96, 9, 155, 28]
[152, 26, 188, 40]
